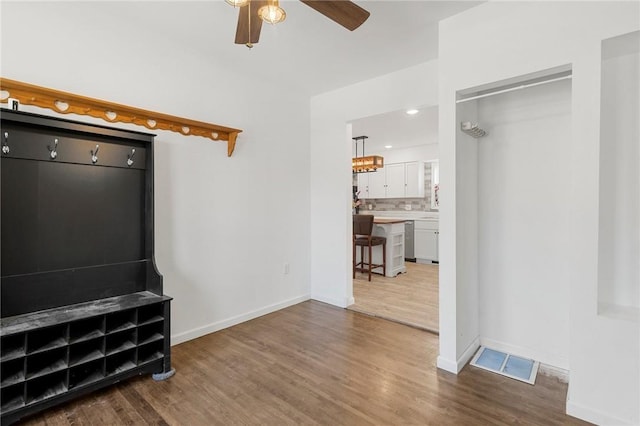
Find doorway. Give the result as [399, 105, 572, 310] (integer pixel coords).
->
[347, 107, 440, 333]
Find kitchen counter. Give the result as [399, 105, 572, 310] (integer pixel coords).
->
[360, 210, 439, 221]
[373, 218, 407, 224]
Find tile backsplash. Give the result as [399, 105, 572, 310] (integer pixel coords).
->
[354, 162, 437, 212]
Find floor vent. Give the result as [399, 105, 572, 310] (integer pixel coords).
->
[470, 346, 539, 384]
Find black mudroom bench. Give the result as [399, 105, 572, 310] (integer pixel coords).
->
[0, 109, 173, 425]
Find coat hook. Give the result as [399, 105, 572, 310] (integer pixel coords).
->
[2, 132, 9, 155]
[127, 148, 136, 167]
[91, 144, 99, 164]
[48, 138, 59, 159]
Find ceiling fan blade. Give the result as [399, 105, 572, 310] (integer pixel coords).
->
[299, 0, 370, 31]
[235, 0, 266, 45]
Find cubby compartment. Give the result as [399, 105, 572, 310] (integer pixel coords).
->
[106, 309, 136, 334]
[106, 349, 136, 376]
[138, 340, 164, 365]
[26, 347, 67, 380]
[106, 329, 136, 356]
[1, 357, 25, 388]
[26, 370, 67, 405]
[137, 304, 163, 326]
[1, 334, 25, 362]
[70, 316, 105, 344]
[1, 383, 25, 412]
[26, 325, 68, 354]
[137, 322, 163, 346]
[69, 359, 104, 390]
[69, 337, 104, 367]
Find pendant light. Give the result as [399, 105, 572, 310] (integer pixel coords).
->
[258, 0, 287, 25]
[352, 136, 384, 173]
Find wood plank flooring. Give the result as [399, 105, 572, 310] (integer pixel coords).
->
[19, 301, 588, 426]
[351, 261, 439, 332]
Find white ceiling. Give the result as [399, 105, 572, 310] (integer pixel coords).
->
[28, 1, 479, 149]
[350, 105, 439, 152]
[101, 0, 481, 96]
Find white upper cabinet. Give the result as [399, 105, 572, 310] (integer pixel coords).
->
[385, 163, 406, 198]
[367, 169, 387, 199]
[405, 161, 425, 198]
[359, 161, 424, 199]
[356, 173, 370, 199]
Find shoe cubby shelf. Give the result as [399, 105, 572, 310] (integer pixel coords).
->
[0, 292, 171, 417]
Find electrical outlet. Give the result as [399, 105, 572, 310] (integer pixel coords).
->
[405, 204, 412, 211]
[283, 263, 290, 274]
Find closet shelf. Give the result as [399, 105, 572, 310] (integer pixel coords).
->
[0, 77, 242, 156]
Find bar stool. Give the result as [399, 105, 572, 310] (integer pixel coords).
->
[353, 214, 386, 281]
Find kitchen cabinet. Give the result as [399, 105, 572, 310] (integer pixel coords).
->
[385, 163, 406, 198]
[415, 220, 438, 262]
[367, 169, 386, 199]
[356, 173, 369, 198]
[358, 161, 424, 199]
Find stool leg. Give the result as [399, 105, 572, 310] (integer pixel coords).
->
[382, 242, 386, 277]
[353, 239, 356, 279]
[368, 243, 372, 281]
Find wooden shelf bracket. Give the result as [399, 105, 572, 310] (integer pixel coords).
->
[0, 77, 243, 156]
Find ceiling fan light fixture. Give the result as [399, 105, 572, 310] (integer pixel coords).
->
[258, 0, 287, 25]
[225, 0, 249, 8]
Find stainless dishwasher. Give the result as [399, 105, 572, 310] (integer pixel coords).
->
[404, 220, 415, 261]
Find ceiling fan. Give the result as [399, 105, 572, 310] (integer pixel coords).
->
[227, 0, 370, 48]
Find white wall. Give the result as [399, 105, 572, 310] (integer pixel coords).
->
[1, 2, 312, 344]
[310, 61, 438, 307]
[477, 79, 572, 369]
[598, 33, 640, 313]
[439, 2, 640, 424]
[453, 100, 480, 368]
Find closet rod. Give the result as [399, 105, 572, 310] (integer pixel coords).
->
[456, 74, 572, 104]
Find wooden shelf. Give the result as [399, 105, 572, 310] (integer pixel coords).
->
[0, 77, 242, 156]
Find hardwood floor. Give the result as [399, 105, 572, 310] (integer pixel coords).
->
[351, 261, 439, 332]
[19, 301, 588, 426]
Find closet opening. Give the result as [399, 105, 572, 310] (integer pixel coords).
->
[456, 65, 573, 377]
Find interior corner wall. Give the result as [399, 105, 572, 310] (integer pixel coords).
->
[453, 101, 479, 367]
[1, 3, 312, 345]
[310, 61, 438, 308]
[439, 2, 640, 424]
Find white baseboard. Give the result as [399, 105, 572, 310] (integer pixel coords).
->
[436, 356, 458, 373]
[170, 294, 310, 345]
[567, 396, 636, 426]
[538, 363, 569, 383]
[310, 293, 350, 308]
[346, 296, 355, 306]
[437, 337, 480, 374]
[458, 337, 480, 372]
